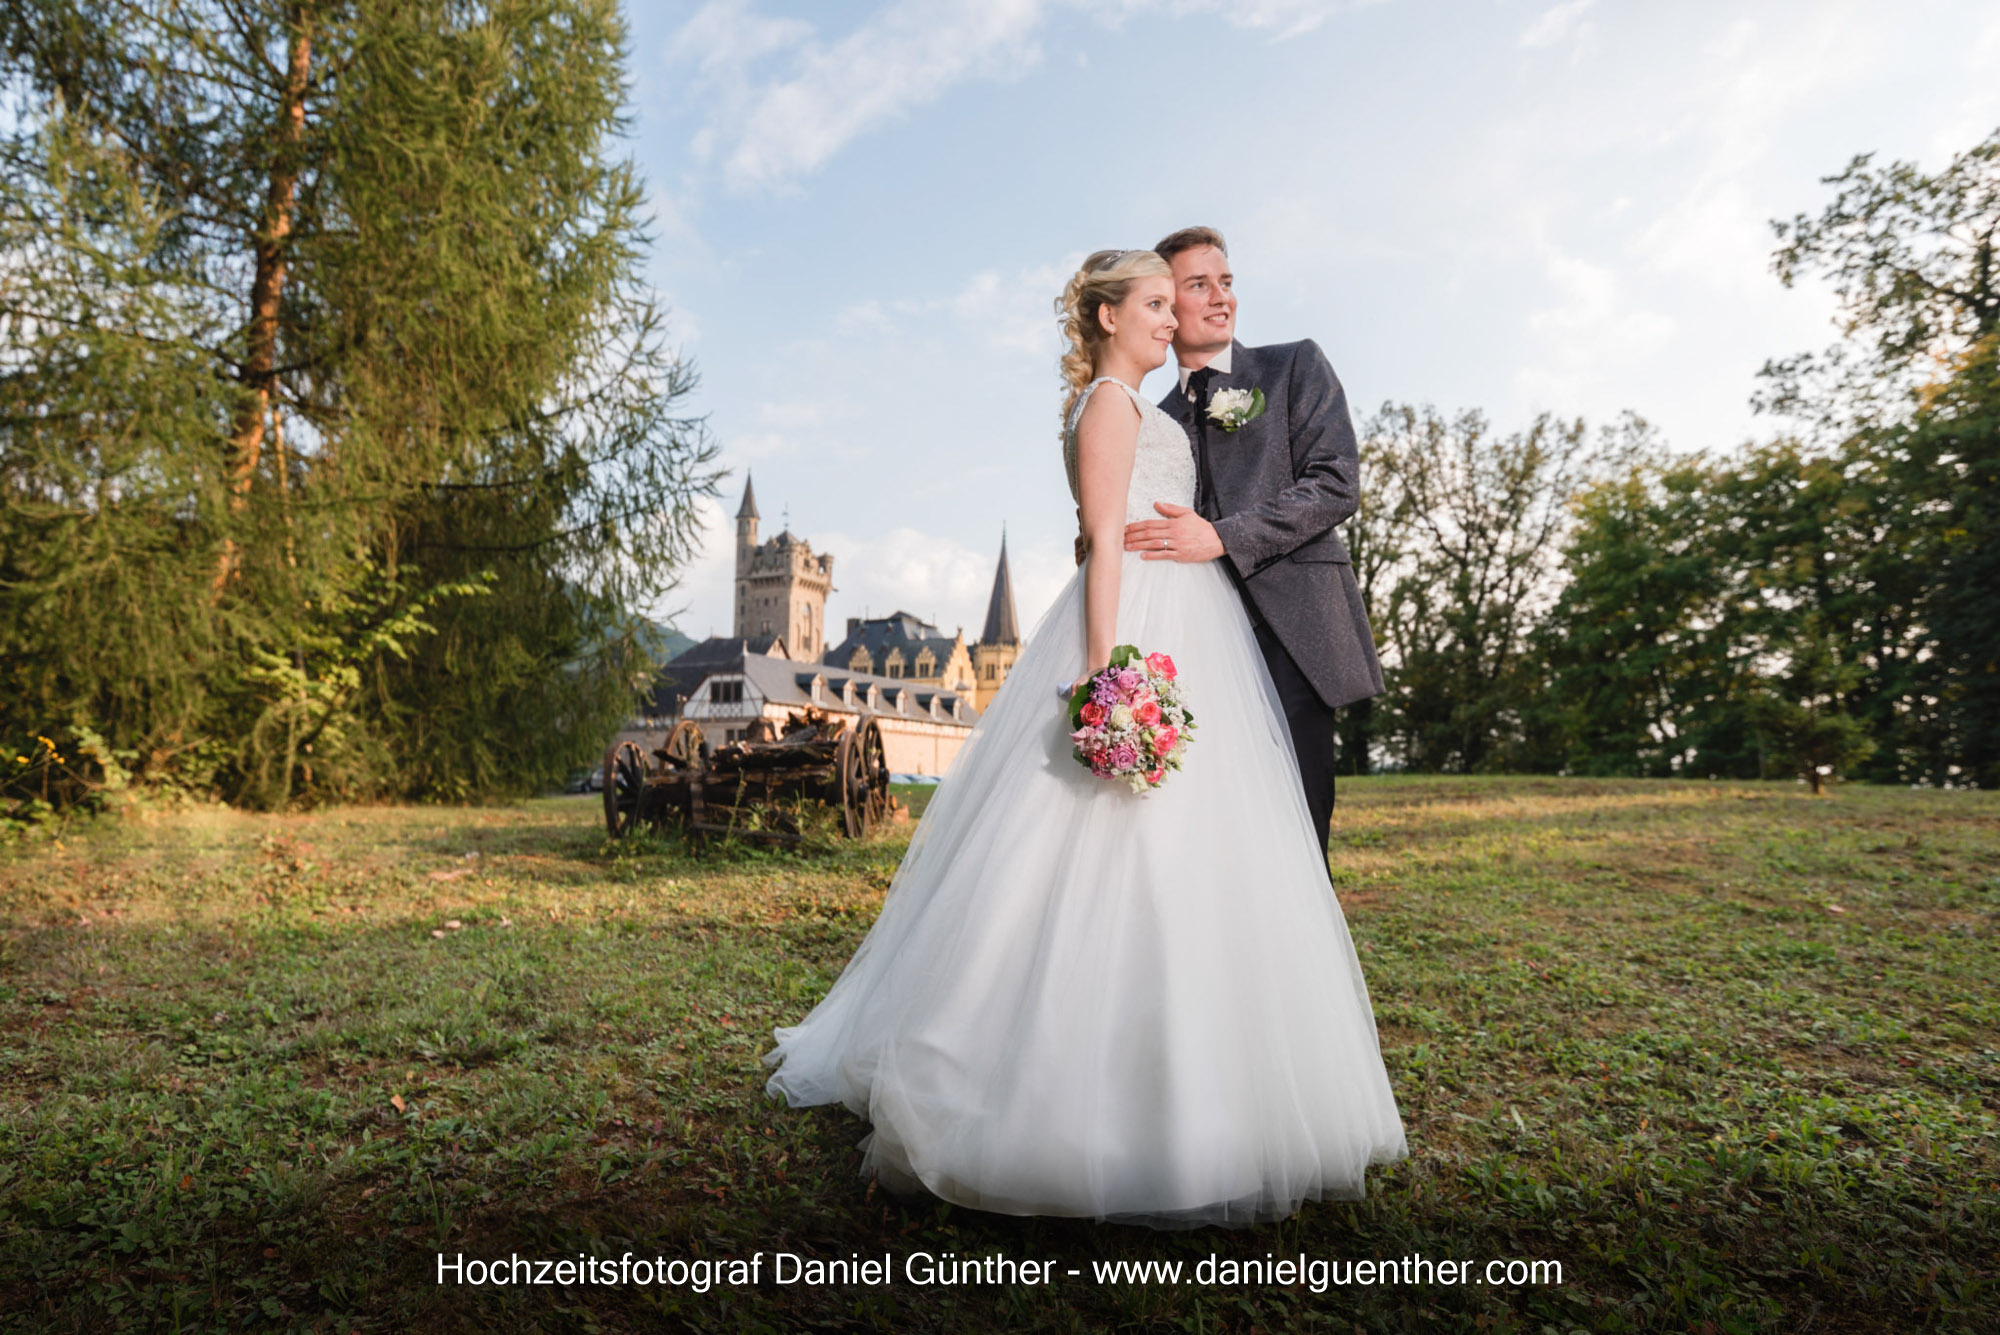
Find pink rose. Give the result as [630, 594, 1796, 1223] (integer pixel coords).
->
[1109, 743, 1139, 770]
[1115, 668, 1145, 696]
[1145, 652, 1177, 680]
[1079, 701, 1107, 727]
[1133, 700, 1162, 726]
[1153, 725, 1178, 754]
[1146, 767, 1164, 785]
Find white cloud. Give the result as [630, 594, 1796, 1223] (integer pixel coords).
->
[674, 0, 1049, 191]
[648, 493, 736, 639]
[1518, 0, 1593, 50]
[831, 259, 1078, 359]
[1516, 249, 1676, 412]
[1164, 0, 1362, 40]
[668, 0, 1373, 191]
[817, 526, 1002, 639]
[811, 525, 1079, 649]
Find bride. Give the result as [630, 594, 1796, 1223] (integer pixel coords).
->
[762, 248, 1406, 1227]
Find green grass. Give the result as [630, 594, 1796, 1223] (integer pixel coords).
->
[1, 777, 1995, 1333]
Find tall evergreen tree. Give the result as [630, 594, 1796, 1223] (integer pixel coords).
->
[1, 1, 717, 809]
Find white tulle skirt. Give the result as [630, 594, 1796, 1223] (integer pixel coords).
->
[763, 551, 1407, 1227]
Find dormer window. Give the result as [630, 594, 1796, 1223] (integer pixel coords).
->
[915, 650, 935, 675]
[848, 647, 872, 674]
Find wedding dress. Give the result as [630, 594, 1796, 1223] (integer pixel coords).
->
[763, 376, 1406, 1227]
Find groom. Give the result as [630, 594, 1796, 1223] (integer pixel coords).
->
[1124, 226, 1383, 858]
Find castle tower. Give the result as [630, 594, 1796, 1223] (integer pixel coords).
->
[971, 528, 1021, 712]
[732, 473, 834, 657]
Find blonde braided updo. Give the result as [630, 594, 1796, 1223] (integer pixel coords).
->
[1055, 248, 1171, 436]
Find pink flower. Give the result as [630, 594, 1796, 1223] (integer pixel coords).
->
[1146, 767, 1164, 786]
[1079, 700, 1107, 727]
[1154, 724, 1178, 754]
[1115, 668, 1145, 696]
[1145, 652, 1177, 680]
[1109, 743, 1139, 770]
[1133, 699, 1162, 726]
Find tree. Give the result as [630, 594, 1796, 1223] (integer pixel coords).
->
[1761, 128, 2000, 786]
[1744, 621, 1877, 794]
[0, 0, 718, 810]
[1538, 457, 1755, 778]
[1354, 403, 1652, 772]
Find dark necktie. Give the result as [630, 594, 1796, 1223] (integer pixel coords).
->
[1186, 366, 1219, 518]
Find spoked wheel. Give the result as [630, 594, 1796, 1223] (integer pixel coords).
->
[835, 729, 864, 839]
[602, 740, 650, 838]
[660, 719, 706, 771]
[857, 716, 891, 832]
[836, 718, 893, 838]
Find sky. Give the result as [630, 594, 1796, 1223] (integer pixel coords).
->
[623, 0, 2000, 647]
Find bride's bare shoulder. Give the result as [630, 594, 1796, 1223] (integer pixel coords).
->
[1075, 381, 1142, 444]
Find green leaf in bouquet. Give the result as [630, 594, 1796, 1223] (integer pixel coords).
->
[1068, 678, 1093, 729]
[1108, 645, 1141, 668]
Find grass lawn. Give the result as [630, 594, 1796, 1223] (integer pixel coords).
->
[1, 776, 1995, 1333]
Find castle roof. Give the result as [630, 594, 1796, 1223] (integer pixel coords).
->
[822, 611, 962, 671]
[980, 531, 1020, 646]
[643, 634, 785, 716]
[697, 652, 972, 722]
[736, 472, 759, 520]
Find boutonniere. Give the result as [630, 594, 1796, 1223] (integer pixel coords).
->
[1206, 386, 1267, 432]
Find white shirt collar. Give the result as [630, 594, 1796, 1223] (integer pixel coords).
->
[1177, 341, 1233, 393]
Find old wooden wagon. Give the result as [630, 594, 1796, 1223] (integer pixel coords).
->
[601, 711, 896, 845]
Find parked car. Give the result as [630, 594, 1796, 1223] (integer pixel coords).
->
[563, 766, 603, 794]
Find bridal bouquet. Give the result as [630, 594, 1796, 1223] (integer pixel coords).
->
[1066, 646, 1195, 792]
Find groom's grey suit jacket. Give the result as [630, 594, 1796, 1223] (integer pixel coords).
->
[1160, 338, 1385, 710]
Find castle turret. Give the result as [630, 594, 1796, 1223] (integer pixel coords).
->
[734, 474, 759, 637]
[980, 529, 1020, 647]
[971, 528, 1022, 712]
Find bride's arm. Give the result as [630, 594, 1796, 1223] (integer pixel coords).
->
[1073, 390, 1140, 673]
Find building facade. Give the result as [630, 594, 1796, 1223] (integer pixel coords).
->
[823, 611, 976, 695]
[678, 650, 974, 776]
[734, 474, 834, 661]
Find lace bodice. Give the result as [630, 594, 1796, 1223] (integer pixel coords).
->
[1063, 377, 1197, 524]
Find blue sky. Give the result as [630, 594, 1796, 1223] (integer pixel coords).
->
[623, 0, 2000, 645]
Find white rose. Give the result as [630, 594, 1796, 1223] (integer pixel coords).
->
[1109, 705, 1134, 729]
[1208, 388, 1254, 419]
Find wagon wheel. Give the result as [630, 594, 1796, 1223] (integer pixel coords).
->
[835, 729, 865, 839]
[836, 718, 893, 839]
[858, 716, 892, 831]
[602, 740, 650, 838]
[660, 719, 706, 771]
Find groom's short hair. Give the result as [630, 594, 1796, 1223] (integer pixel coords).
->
[1154, 226, 1229, 263]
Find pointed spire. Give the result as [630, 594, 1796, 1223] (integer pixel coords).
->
[980, 527, 1020, 646]
[736, 472, 759, 520]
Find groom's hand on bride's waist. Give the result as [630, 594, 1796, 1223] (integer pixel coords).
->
[1126, 503, 1224, 562]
